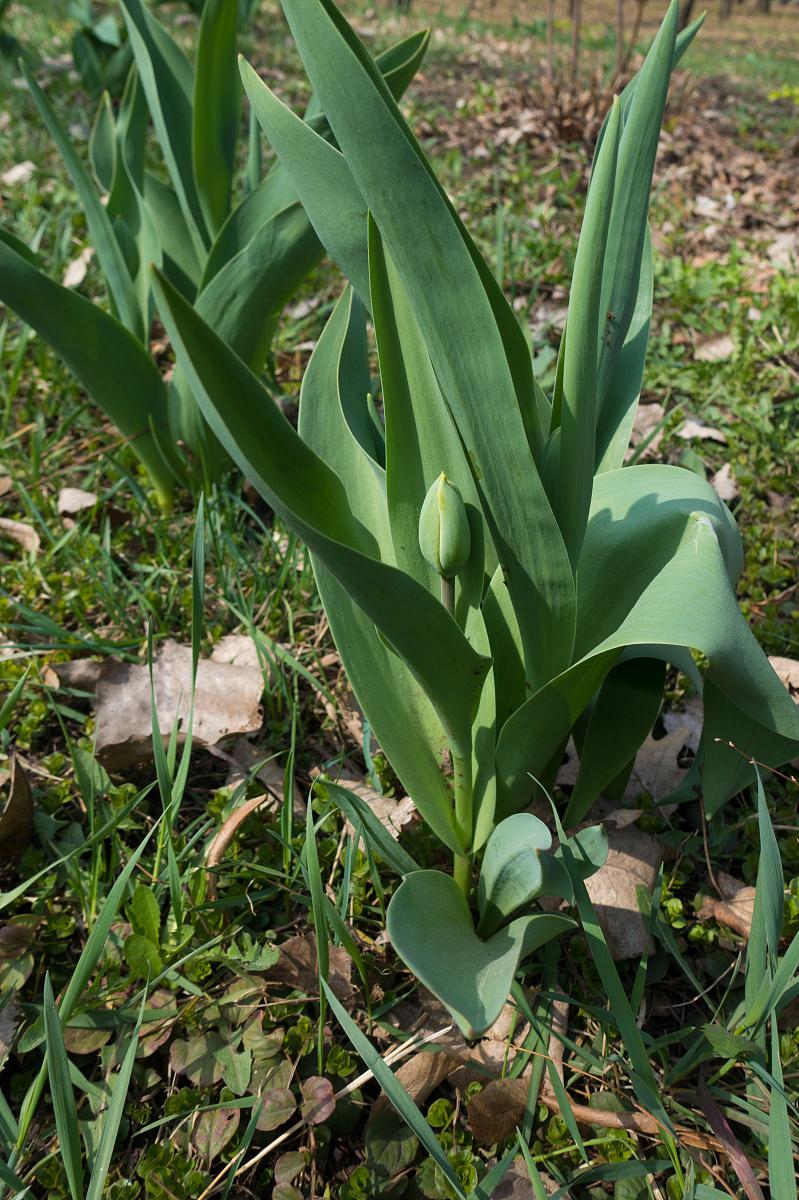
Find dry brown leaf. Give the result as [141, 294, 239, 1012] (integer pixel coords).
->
[626, 726, 692, 801]
[676, 418, 727, 444]
[769, 656, 799, 700]
[62, 247, 94, 289]
[697, 871, 757, 940]
[1, 160, 34, 186]
[694, 333, 734, 363]
[0, 477, 11, 498]
[662, 696, 704, 753]
[0, 518, 40, 556]
[584, 823, 663, 960]
[0, 995, 19, 1071]
[0, 756, 34, 863]
[94, 639, 263, 769]
[46, 659, 103, 693]
[210, 633, 261, 670]
[205, 794, 274, 900]
[265, 933, 353, 1003]
[332, 775, 415, 841]
[57, 487, 98, 515]
[768, 231, 798, 269]
[711, 462, 740, 504]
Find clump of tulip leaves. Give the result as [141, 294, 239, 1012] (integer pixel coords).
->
[0, 0, 427, 507]
[152, 0, 799, 1036]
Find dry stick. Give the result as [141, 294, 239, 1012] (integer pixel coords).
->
[615, 0, 625, 80]
[196, 1024, 453, 1200]
[623, 0, 648, 76]
[546, 0, 556, 83]
[570, 0, 581, 83]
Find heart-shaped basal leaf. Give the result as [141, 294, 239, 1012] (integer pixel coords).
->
[386, 870, 574, 1038]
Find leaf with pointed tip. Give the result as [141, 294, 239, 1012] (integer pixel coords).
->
[552, 95, 621, 564]
[0, 233, 177, 507]
[387, 870, 574, 1037]
[22, 60, 141, 339]
[120, 0, 209, 256]
[153, 269, 489, 773]
[193, 0, 240, 236]
[259, 0, 575, 684]
[297, 289, 462, 852]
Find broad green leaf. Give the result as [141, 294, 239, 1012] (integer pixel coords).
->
[193, 0, 240, 236]
[196, 201, 322, 374]
[755, 769, 784, 963]
[596, 1, 677, 416]
[239, 61, 371, 303]
[368, 216, 485, 619]
[476, 813, 554, 938]
[564, 655, 665, 827]
[552, 95, 620, 564]
[89, 91, 116, 191]
[0, 234, 177, 508]
[153, 269, 490, 769]
[43, 976, 84, 1200]
[143, 171, 202, 298]
[386, 870, 574, 1038]
[595, 225, 653, 472]
[22, 61, 141, 339]
[298, 289, 461, 851]
[275, 0, 576, 685]
[120, 0, 209, 256]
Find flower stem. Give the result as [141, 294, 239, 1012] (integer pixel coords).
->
[440, 576, 473, 897]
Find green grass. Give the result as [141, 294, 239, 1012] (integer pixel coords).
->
[1, 1, 798, 1197]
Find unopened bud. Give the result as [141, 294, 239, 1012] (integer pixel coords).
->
[418, 472, 471, 579]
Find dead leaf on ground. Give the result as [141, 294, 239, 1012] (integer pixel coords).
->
[1, 160, 34, 186]
[697, 871, 758, 941]
[769, 656, 799, 700]
[94, 639, 263, 769]
[584, 822, 663, 960]
[626, 726, 693, 802]
[62, 247, 94, 289]
[768, 231, 798, 269]
[491, 1158, 558, 1198]
[57, 487, 98, 515]
[45, 659, 103, 693]
[694, 333, 735, 363]
[662, 696, 704, 753]
[0, 478, 11, 498]
[331, 774, 416, 841]
[0, 757, 34, 863]
[0, 518, 40, 556]
[626, 402, 665, 461]
[676, 419, 728, 444]
[265, 933, 353, 1003]
[0, 995, 19, 1071]
[711, 462, 740, 504]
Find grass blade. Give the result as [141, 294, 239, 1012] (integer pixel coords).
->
[43, 976, 84, 1200]
[321, 980, 467, 1200]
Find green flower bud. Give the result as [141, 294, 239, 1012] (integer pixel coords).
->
[418, 472, 471, 579]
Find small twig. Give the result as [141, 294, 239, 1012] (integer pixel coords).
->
[699, 791, 723, 898]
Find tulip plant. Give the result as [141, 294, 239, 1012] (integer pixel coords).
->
[150, 0, 799, 1034]
[0, 0, 426, 507]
